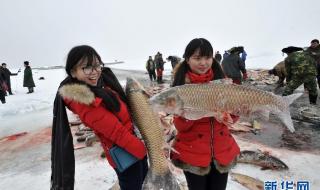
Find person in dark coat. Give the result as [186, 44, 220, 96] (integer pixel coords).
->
[0, 69, 6, 103]
[154, 52, 165, 84]
[23, 61, 35, 93]
[1, 63, 19, 95]
[214, 51, 222, 63]
[51, 45, 148, 190]
[145, 56, 156, 81]
[223, 51, 229, 59]
[221, 47, 247, 84]
[167, 55, 180, 69]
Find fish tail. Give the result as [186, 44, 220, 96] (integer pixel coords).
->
[283, 93, 303, 105]
[279, 110, 295, 132]
[142, 170, 181, 190]
[278, 93, 302, 132]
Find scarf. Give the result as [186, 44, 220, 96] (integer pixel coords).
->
[186, 69, 214, 84]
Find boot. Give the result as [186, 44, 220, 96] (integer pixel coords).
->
[157, 76, 161, 84]
[309, 94, 318, 105]
[27, 87, 33, 94]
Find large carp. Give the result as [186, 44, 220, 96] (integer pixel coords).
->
[149, 81, 301, 132]
[125, 77, 180, 190]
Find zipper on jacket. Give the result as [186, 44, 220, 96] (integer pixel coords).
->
[210, 118, 214, 161]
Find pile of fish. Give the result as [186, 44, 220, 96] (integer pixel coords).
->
[246, 70, 279, 85]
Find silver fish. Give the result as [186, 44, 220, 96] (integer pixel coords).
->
[150, 82, 302, 132]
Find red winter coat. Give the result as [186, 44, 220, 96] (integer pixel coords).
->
[59, 83, 147, 168]
[172, 116, 240, 167]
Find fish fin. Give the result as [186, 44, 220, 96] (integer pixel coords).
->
[278, 111, 295, 132]
[283, 93, 303, 105]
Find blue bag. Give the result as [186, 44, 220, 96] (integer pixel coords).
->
[109, 145, 139, 172]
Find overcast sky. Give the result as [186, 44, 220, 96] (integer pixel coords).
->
[1, 0, 319, 69]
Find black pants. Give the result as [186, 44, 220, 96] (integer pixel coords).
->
[0, 89, 5, 103]
[184, 163, 228, 190]
[148, 71, 156, 81]
[115, 156, 148, 190]
[7, 80, 12, 94]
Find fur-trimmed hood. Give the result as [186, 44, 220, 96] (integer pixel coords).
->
[59, 83, 95, 105]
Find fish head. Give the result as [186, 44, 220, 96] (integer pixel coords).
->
[125, 77, 145, 94]
[149, 88, 184, 115]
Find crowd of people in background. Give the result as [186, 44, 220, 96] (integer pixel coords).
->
[0, 60, 35, 104]
[146, 52, 181, 84]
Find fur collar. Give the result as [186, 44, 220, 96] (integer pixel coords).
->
[59, 84, 95, 105]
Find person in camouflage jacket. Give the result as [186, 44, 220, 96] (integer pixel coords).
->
[306, 39, 320, 88]
[282, 46, 318, 104]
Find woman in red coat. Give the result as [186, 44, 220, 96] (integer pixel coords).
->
[51, 45, 148, 190]
[171, 38, 240, 190]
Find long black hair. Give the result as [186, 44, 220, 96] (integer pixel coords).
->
[172, 38, 225, 87]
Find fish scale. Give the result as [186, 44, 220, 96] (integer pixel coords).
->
[150, 82, 302, 132]
[177, 83, 282, 112]
[128, 88, 168, 174]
